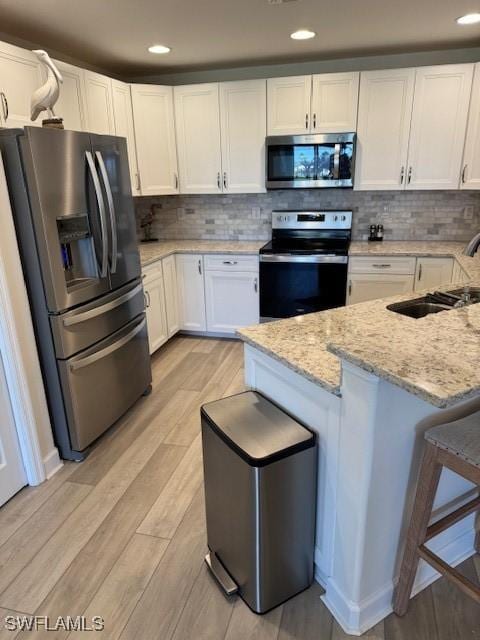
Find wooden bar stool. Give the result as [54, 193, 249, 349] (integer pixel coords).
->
[393, 412, 480, 616]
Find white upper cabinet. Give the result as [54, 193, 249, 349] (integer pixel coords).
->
[460, 62, 480, 189]
[311, 72, 359, 133]
[355, 68, 415, 190]
[174, 83, 222, 194]
[267, 75, 311, 135]
[0, 42, 43, 128]
[84, 70, 115, 135]
[219, 79, 266, 193]
[131, 84, 178, 196]
[112, 80, 140, 195]
[406, 64, 474, 190]
[50, 60, 87, 132]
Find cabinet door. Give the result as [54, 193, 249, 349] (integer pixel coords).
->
[414, 257, 453, 292]
[162, 255, 180, 337]
[174, 84, 222, 194]
[112, 80, 140, 195]
[84, 70, 115, 135]
[355, 69, 415, 190]
[267, 76, 311, 135]
[347, 273, 414, 305]
[144, 273, 168, 354]
[0, 42, 43, 128]
[205, 270, 259, 333]
[131, 84, 178, 195]
[311, 72, 359, 133]
[406, 64, 474, 190]
[176, 254, 206, 331]
[220, 80, 266, 193]
[461, 63, 480, 189]
[50, 60, 87, 131]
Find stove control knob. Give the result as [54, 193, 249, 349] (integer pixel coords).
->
[334, 215, 338, 221]
[341, 215, 346, 221]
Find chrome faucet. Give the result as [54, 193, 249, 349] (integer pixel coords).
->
[463, 231, 480, 256]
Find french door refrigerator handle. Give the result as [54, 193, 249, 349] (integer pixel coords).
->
[86, 151, 108, 278]
[96, 151, 118, 274]
[62, 282, 143, 327]
[69, 317, 146, 371]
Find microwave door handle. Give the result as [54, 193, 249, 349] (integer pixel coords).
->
[95, 151, 118, 274]
[86, 151, 108, 279]
[334, 143, 340, 180]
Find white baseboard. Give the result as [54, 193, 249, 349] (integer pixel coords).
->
[319, 521, 475, 636]
[43, 448, 63, 479]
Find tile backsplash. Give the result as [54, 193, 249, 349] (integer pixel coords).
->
[134, 190, 480, 243]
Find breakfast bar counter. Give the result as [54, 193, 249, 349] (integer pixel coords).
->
[237, 241, 480, 635]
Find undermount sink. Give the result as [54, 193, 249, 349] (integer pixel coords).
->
[387, 297, 452, 319]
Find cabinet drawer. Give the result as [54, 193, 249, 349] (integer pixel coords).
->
[204, 254, 259, 272]
[142, 260, 163, 282]
[348, 256, 416, 274]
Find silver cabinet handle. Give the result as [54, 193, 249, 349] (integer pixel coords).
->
[136, 172, 141, 192]
[313, 113, 316, 129]
[174, 173, 179, 190]
[418, 263, 422, 281]
[372, 263, 392, 268]
[462, 164, 468, 184]
[217, 172, 221, 190]
[254, 277, 258, 293]
[95, 151, 117, 274]
[305, 113, 309, 129]
[69, 318, 146, 371]
[86, 151, 108, 278]
[0, 92, 8, 121]
[222, 260, 238, 265]
[223, 171, 228, 190]
[198, 259, 202, 275]
[348, 280, 352, 297]
[63, 283, 143, 326]
[400, 166, 405, 184]
[407, 166, 413, 184]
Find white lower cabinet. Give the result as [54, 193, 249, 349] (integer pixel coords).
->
[162, 255, 180, 336]
[176, 254, 207, 331]
[347, 273, 414, 305]
[143, 264, 168, 354]
[205, 270, 259, 333]
[414, 257, 454, 292]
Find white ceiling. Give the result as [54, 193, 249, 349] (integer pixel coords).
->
[0, 0, 479, 77]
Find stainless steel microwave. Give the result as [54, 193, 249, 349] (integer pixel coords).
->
[265, 132, 356, 189]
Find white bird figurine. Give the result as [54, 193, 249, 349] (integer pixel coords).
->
[30, 50, 63, 122]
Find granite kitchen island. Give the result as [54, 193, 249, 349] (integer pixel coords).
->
[238, 243, 480, 635]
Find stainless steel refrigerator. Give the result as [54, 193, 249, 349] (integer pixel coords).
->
[0, 126, 151, 461]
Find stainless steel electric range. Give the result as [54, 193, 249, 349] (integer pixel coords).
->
[259, 210, 352, 321]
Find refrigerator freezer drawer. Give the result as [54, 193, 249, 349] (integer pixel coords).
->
[50, 279, 145, 359]
[58, 314, 151, 452]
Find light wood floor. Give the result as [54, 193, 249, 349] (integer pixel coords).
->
[0, 336, 479, 640]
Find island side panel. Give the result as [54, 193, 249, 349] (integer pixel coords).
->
[326, 360, 479, 635]
[243, 344, 342, 585]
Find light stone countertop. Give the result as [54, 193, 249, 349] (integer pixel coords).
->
[139, 240, 265, 267]
[238, 241, 480, 408]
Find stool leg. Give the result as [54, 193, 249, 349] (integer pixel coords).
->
[393, 442, 442, 616]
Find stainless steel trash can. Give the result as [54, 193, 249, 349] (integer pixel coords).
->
[201, 391, 317, 614]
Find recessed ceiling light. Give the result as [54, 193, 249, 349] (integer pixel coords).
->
[290, 29, 316, 40]
[456, 13, 480, 25]
[148, 44, 171, 54]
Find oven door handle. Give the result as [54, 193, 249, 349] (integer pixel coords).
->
[260, 254, 348, 264]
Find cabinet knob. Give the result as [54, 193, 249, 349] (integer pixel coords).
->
[223, 171, 228, 190]
[305, 113, 309, 129]
[407, 166, 413, 184]
[198, 259, 202, 275]
[462, 164, 468, 184]
[400, 166, 405, 185]
[217, 172, 221, 190]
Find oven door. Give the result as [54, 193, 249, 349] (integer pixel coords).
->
[260, 255, 348, 320]
[266, 134, 355, 189]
